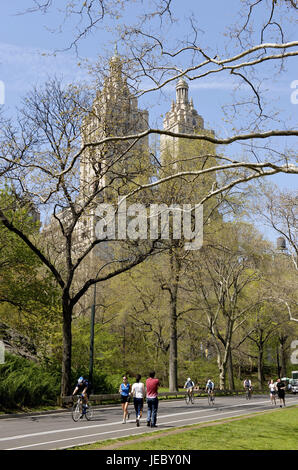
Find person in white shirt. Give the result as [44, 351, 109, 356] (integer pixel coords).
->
[243, 378, 253, 399]
[205, 379, 215, 391]
[268, 379, 277, 405]
[131, 374, 145, 427]
[243, 378, 252, 389]
[184, 377, 195, 401]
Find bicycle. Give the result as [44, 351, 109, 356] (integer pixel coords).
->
[185, 390, 195, 404]
[72, 395, 93, 422]
[245, 387, 252, 400]
[207, 389, 215, 406]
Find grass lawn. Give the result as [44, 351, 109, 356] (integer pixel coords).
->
[71, 406, 298, 451]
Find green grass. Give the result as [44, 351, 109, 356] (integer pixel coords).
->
[71, 406, 298, 451]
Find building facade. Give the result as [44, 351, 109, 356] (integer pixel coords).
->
[160, 78, 217, 207]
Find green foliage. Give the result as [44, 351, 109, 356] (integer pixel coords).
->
[0, 354, 60, 409]
[0, 187, 63, 360]
[71, 317, 120, 376]
[70, 365, 117, 394]
[0, 353, 121, 410]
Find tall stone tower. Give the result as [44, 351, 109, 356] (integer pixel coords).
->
[75, 51, 150, 261]
[160, 78, 217, 203]
[80, 50, 150, 203]
[160, 79, 205, 166]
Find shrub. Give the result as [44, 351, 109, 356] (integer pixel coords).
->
[0, 354, 60, 410]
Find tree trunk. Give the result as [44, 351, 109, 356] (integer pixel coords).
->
[257, 344, 265, 390]
[228, 348, 235, 390]
[219, 363, 226, 390]
[217, 350, 226, 390]
[280, 347, 287, 378]
[276, 345, 281, 378]
[169, 287, 178, 392]
[61, 297, 72, 397]
[279, 335, 288, 378]
[168, 251, 180, 392]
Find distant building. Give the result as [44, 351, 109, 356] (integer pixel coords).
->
[79, 50, 149, 203]
[276, 236, 287, 253]
[43, 55, 218, 310]
[161, 78, 205, 159]
[160, 77, 217, 210]
[160, 78, 215, 170]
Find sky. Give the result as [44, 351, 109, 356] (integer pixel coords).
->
[0, 0, 297, 243]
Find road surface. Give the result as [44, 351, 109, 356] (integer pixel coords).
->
[1, 394, 297, 450]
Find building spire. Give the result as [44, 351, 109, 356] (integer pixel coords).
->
[176, 78, 189, 104]
[110, 42, 121, 67]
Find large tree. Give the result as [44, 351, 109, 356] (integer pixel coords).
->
[0, 78, 158, 396]
[2, 0, 298, 394]
[185, 221, 271, 389]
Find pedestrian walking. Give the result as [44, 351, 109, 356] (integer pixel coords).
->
[119, 375, 131, 423]
[268, 379, 277, 405]
[146, 371, 160, 428]
[131, 374, 145, 427]
[276, 378, 286, 408]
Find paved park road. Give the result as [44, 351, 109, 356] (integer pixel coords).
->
[1, 394, 298, 450]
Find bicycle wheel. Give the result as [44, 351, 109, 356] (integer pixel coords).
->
[190, 394, 194, 404]
[207, 393, 211, 406]
[72, 402, 82, 422]
[211, 394, 215, 405]
[185, 394, 190, 405]
[85, 404, 94, 421]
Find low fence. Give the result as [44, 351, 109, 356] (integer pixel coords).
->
[59, 388, 269, 407]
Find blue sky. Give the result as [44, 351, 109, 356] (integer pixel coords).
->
[1, 1, 297, 131]
[0, 0, 297, 242]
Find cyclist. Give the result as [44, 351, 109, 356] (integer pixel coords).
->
[184, 377, 195, 402]
[72, 376, 90, 417]
[243, 378, 252, 398]
[205, 379, 215, 400]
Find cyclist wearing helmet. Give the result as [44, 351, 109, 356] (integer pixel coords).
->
[184, 377, 195, 400]
[205, 379, 215, 393]
[243, 378, 252, 395]
[72, 376, 90, 415]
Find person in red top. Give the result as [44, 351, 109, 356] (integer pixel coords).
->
[146, 371, 160, 428]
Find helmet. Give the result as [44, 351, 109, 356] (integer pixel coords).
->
[187, 377, 191, 381]
[78, 376, 84, 384]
